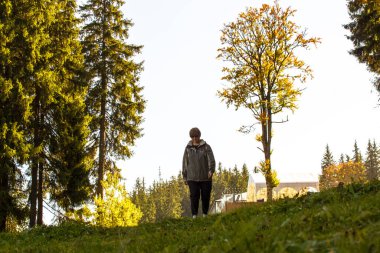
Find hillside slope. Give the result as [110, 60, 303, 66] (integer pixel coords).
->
[1, 182, 380, 252]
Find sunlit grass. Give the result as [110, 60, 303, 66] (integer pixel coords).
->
[1, 181, 379, 252]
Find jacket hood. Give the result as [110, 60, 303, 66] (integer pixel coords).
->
[187, 139, 206, 147]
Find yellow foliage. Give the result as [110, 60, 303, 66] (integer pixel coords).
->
[77, 172, 142, 227]
[319, 161, 367, 190]
[217, 0, 319, 201]
[255, 134, 262, 142]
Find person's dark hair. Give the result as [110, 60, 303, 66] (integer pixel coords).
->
[189, 127, 201, 138]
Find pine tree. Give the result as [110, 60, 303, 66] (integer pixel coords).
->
[231, 165, 239, 193]
[165, 177, 182, 218]
[321, 144, 335, 170]
[352, 140, 363, 163]
[339, 154, 345, 164]
[365, 140, 380, 180]
[25, 0, 92, 226]
[0, 0, 60, 228]
[239, 164, 249, 193]
[209, 163, 223, 214]
[131, 177, 156, 223]
[0, 0, 31, 231]
[23, 0, 61, 228]
[345, 0, 380, 93]
[372, 140, 380, 179]
[46, 0, 93, 214]
[177, 172, 191, 217]
[80, 0, 145, 198]
[48, 96, 92, 212]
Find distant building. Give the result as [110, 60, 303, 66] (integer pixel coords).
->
[247, 172, 319, 202]
[211, 192, 247, 214]
[211, 172, 319, 214]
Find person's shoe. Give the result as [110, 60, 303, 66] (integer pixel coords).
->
[192, 215, 196, 219]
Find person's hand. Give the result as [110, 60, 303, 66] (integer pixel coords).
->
[208, 171, 213, 179]
[184, 180, 188, 185]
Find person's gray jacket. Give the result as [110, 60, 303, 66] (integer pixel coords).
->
[182, 140, 215, 181]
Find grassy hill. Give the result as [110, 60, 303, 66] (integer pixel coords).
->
[1, 181, 380, 253]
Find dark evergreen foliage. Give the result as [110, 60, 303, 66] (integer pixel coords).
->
[344, 0, 380, 93]
[45, 0, 93, 214]
[131, 163, 250, 223]
[321, 144, 335, 170]
[352, 140, 363, 163]
[80, 0, 145, 198]
[0, 0, 32, 231]
[365, 140, 380, 180]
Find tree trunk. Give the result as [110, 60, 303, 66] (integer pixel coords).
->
[29, 88, 40, 228]
[37, 159, 43, 225]
[261, 101, 273, 201]
[97, 88, 106, 198]
[97, 7, 107, 199]
[0, 162, 9, 231]
[97, 52, 107, 198]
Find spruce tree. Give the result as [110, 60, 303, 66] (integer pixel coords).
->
[321, 144, 335, 170]
[372, 140, 380, 179]
[352, 140, 363, 163]
[177, 173, 191, 217]
[0, 0, 31, 231]
[239, 164, 249, 193]
[339, 154, 345, 164]
[210, 163, 223, 213]
[131, 177, 156, 223]
[18, 0, 92, 226]
[345, 0, 380, 93]
[0, 0, 59, 228]
[48, 96, 92, 212]
[365, 140, 380, 180]
[46, 0, 93, 214]
[80, 0, 145, 198]
[25, 0, 60, 227]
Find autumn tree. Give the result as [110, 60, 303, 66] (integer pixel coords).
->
[217, 2, 319, 200]
[344, 0, 380, 93]
[319, 161, 367, 190]
[89, 170, 142, 227]
[80, 0, 145, 198]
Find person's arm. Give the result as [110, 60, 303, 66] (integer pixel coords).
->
[182, 147, 188, 182]
[206, 144, 215, 178]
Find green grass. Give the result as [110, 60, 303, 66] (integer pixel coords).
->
[1, 182, 380, 252]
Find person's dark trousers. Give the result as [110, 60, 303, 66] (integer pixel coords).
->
[187, 181, 212, 216]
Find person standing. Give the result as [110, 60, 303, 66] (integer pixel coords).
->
[182, 127, 215, 218]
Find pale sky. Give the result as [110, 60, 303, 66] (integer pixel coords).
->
[115, 0, 380, 191]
